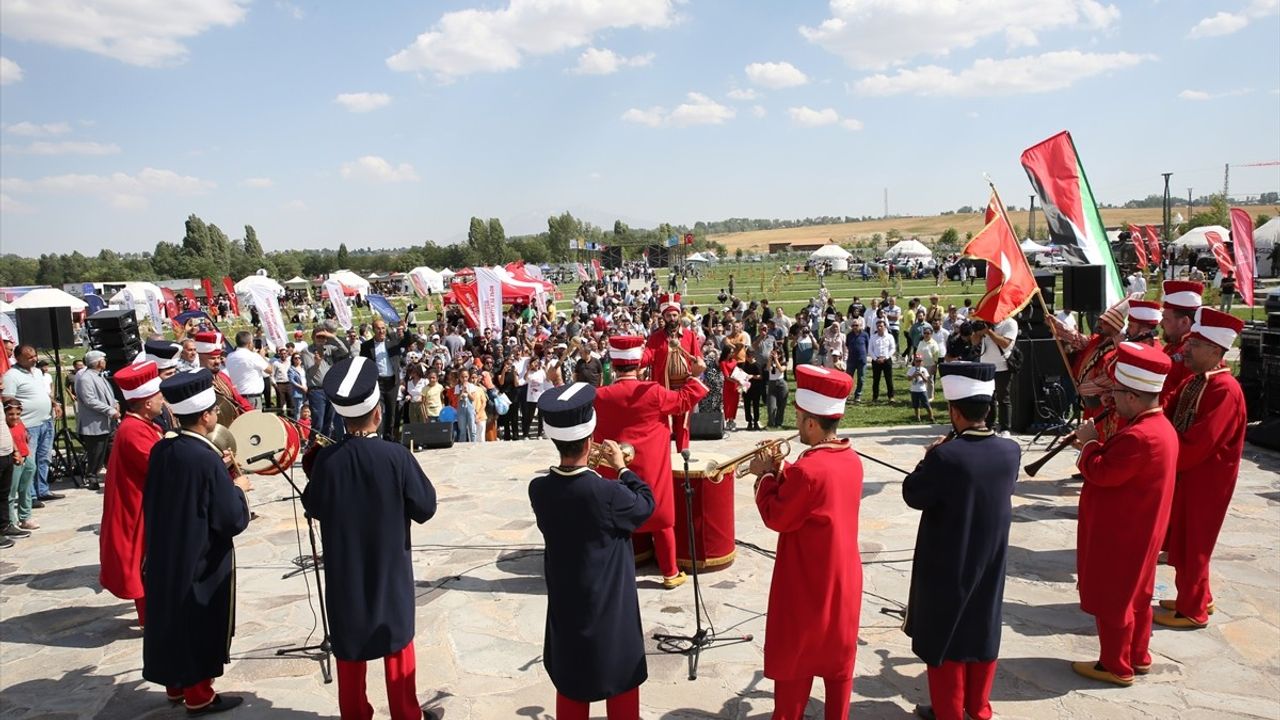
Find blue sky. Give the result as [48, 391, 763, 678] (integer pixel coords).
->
[1, 0, 1277, 257]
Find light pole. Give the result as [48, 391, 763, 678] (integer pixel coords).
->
[1028, 195, 1036, 240]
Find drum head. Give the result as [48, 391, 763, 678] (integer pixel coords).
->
[229, 411, 296, 475]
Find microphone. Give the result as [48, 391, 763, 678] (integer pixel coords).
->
[245, 450, 278, 465]
[681, 449, 691, 462]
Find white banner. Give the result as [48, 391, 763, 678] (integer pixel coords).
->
[120, 287, 141, 317]
[474, 267, 504, 334]
[143, 287, 165, 326]
[409, 267, 443, 296]
[0, 312, 18, 344]
[248, 285, 288, 351]
[324, 278, 353, 330]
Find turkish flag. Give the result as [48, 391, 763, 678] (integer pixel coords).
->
[1230, 208, 1256, 306]
[222, 276, 240, 315]
[1143, 225, 1163, 265]
[1203, 230, 1235, 276]
[964, 192, 1039, 323]
[1127, 224, 1148, 269]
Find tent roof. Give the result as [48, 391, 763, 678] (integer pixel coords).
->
[234, 274, 285, 295]
[884, 239, 933, 259]
[1253, 217, 1279, 249]
[1173, 225, 1230, 249]
[108, 282, 165, 304]
[809, 244, 852, 259]
[327, 270, 371, 291]
[282, 275, 311, 287]
[11, 287, 88, 311]
[1020, 238, 1052, 254]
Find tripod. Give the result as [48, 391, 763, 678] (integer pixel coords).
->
[48, 347, 85, 487]
[653, 449, 753, 680]
[262, 454, 333, 683]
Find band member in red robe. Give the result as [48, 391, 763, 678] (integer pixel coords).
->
[1051, 299, 1126, 442]
[752, 365, 862, 720]
[596, 335, 707, 588]
[1072, 342, 1178, 686]
[195, 330, 253, 417]
[1124, 300, 1162, 348]
[1157, 308, 1247, 629]
[642, 294, 702, 451]
[904, 362, 1020, 720]
[1158, 281, 1203, 407]
[98, 361, 165, 627]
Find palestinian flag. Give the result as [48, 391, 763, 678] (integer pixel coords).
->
[1021, 131, 1123, 307]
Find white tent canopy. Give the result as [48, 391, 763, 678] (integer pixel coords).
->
[1254, 217, 1279, 250]
[440, 268, 456, 278]
[283, 275, 312, 289]
[1021, 238, 1052, 254]
[234, 274, 285, 296]
[1172, 225, 1230, 250]
[809, 244, 852, 260]
[108, 282, 164, 306]
[408, 266, 445, 293]
[884, 239, 933, 259]
[327, 269, 371, 295]
[0, 299, 14, 313]
[686, 253, 712, 263]
[12, 287, 88, 311]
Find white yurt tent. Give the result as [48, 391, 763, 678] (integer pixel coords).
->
[107, 281, 167, 322]
[1172, 225, 1230, 250]
[234, 274, 285, 296]
[327, 270, 371, 297]
[12, 288, 89, 311]
[283, 275, 312, 289]
[809, 243, 852, 272]
[407, 266, 445, 294]
[883, 239, 933, 260]
[1020, 239, 1051, 255]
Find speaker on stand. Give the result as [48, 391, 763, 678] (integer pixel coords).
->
[1010, 336, 1073, 439]
[16, 305, 85, 486]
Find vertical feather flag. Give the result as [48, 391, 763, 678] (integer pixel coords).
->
[1142, 225, 1163, 265]
[1127, 224, 1148, 269]
[1229, 208, 1256, 307]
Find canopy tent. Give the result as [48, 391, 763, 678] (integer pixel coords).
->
[234, 274, 286, 296]
[809, 243, 852, 272]
[440, 268, 456, 278]
[440, 265, 556, 306]
[1253, 217, 1279, 249]
[326, 270, 371, 296]
[407, 266, 445, 294]
[883, 239, 933, 260]
[1020, 238, 1052, 254]
[11, 287, 88, 312]
[108, 281, 165, 306]
[1172, 225, 1230, 250]
[282, 275, 312, 289]
[0, 299, 13, 313]
[686, 254, 711, 264]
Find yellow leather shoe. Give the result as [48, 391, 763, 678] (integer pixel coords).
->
[1133, 664, 1151, 675]
[1157, 599, 1215, 615]
[1071, 660, 1134, 687]
[1153, 607, 1208, 629]
[662, 572, 688, 590]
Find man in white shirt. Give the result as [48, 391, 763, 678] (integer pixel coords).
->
[1127, 271, 1148, 296]
[978, 317, 1019, 433]
[869, 319, 897, 402]
[225, 331, 271, 410]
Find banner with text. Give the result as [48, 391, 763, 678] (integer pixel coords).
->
[474, 267, 504, 334]
[248, 284, 289, 351]
[324, 278, 353, 330]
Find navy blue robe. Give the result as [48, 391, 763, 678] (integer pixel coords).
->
[902, 429, 1019, 666]
[301, 436, 437, 661]
[142, 430, 250, 688]
[529, 466, 655, 702]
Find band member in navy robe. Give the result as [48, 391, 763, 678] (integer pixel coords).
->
[142, 369, 251, 715]
[529, 382, 656, 720]
[903, 362, 1019, 720]
[302, 356, 439, 720]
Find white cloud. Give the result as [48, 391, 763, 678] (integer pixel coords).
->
[1178, 87, 1253, 100]
[387, 0, 674, 80]
[340, 156, 420, 183]
[623, 92, 735, 128]
[277, 1, 304, 19]
[853, 51, 1152, 97]
[787, 106, 863, 130]
[800, 0, 1120, 70]
[745, 61, 808, 89]
[334, 92, 392, 113]
[727, 88, 759, 101]
[569, 47, 653, 75]
[241, 177, 275, 188]
[3, 121, 71, 137]
[840, 118, 864, 131]
[2, 167, 215, 211]
[751, 105, 767, 118]
[283, 199, 308, 211]
[0, 0, 248, 67]
[1, 141, 122, 156]
[1188, 1, 1277, 38]
[111, 194, 149, 210]
[0, 193, 33, 214]
[0, 57, 22, 85]
[1178, 89, 1212, 100]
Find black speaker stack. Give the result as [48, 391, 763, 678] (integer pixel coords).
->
[689, 412, 725, 440]
[1009, 336, 1073, 434]
[87, 308, 143, 372]
[1016, 272, 1056, 339]
[1061, 264, 1107, 313]
[15, 306, 75, 350]
[1238, 320, 1280, 423]
[400, 421, 454, 449]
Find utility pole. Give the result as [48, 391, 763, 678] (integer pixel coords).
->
[1223, 163, 1230, 200]
[1187, 188, 1193, 221]
[1161, 172, 1172, 244]
[1027, 195, 1036, 240]
[883, 187, 888, 219]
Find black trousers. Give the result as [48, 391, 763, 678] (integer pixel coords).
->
[501, 388, 522, 440]
[80, 432, 111, 478]
[522, 401, 542, 439]
[765, 379, 788, 427]
[987, 370, 1012, 432]
[745, 381, 765, 428]
[872, 359, 895, 400]
[377, 376, 398, 440]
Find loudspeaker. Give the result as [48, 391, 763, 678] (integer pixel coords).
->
[16, 306, 75, 350]
[1010, 337, 1072, 433]
[1061, 265, 1106, 313]
[689, 412, 724, 440]
[87, 325, 141, 348]
[88, 308, 142, 372]
[401, 421, 454, 449]
[86, 308, 138, 330]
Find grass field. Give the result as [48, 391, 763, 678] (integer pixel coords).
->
[709, 207, 1172, 252]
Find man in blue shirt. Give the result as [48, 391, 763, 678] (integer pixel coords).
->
[845, 318, 870, 402]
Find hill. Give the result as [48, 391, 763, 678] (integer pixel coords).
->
[709, 207, 1170, 252]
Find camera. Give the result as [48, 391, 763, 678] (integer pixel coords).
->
[969, 320, 989, 333]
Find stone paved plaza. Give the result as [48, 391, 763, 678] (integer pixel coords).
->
[1, 425, 1278, 719]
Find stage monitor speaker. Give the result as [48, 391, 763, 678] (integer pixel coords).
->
[1010, 336, 1072, 433]
[16, 306, 75, 350]
[99, 345, 142, 369]
[1061, 265, 1106, 313]
[401, 421, 454, 450]
[87, 308, 138, 331]
[689, 412, 724, 441]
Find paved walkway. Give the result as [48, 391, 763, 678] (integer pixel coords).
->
[1, 425, 1278, 719]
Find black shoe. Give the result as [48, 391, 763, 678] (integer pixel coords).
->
[914, 706, 938, 720]
[30, 500, 45, 509]
[187, 694, 243, 715]
[0, 536, 13, 549]
[422, 709, 440, 720]
[88, 481, 102, 491]
[39, 492, 65, 500]
[1, 525, 30, 537]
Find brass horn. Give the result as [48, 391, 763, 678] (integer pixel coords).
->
[587, 440, 636, 470]
[704, 433, 798, 479]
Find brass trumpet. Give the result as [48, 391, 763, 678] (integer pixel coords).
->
[587, 440, 636, 470]
[705, 432, 798, 479]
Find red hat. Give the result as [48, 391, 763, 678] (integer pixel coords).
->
[794, 365, 852, 419]
[659, 293, 681, 313]
[1188, 307, 1244, 351]
[194, 330, 223, 355]
[608, 335, 644, 368]
[112, 360, 162, 401]
[1109, 341, 1171, 394]
[1128, 299, 1161, 325]
[1162, 280, 1203, 311]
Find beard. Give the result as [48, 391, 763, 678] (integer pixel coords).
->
[664, 317, 680, 334]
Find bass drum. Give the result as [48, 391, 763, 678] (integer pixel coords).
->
[228, 411, 300, 476]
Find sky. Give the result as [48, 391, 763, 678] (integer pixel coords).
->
[1, 0, 1278, 258]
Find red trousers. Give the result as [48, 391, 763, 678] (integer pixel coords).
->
[670, 411, 690, 452]
[1093, 568, 1155, 680]
[926, 661, 996, 720]
[772, 676, 852, 720]
[134, 597, 146, 627]
[555, 687, 639, 720]
[723, 382, 740, 423]
[335, 641, 420, 720]
[165, 678, 215, 709]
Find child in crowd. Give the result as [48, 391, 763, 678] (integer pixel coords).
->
[5, 398, 37, 532]
[906, 353, 935, 423]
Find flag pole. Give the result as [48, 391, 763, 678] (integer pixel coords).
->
[987, 178, 1079, 390]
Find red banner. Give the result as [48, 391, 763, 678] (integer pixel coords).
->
[1203, 230, 1234, 276]
[591, 259, 603, 281]
[222, 276, 240, 315]
[683, 232, 694, 245]
[1127, 224, 1148, 269]
[201, 277, 215, 303]
[182, 288, 197, 306]
[1230, 208, 1256, 307]
[1143, 225, 1163, 265]
[160, 287, 179, 319]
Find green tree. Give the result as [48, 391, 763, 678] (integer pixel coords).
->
[547, 212, 581, 261]
[938, 227, 960, 247]
[182, 214, 211, 257]
[486, 217, 507, 263]
[336, 242, 349, 268]
[886, 228, 902, 240]
[467, 217, 489, 259]
[1256, 213, 1271, 228]
[244, 225, 264, 258]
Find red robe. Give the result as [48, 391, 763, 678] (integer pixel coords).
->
[593, 376, 707, 538]
[755, 439, 863, 680]
[1069, 334, 1120, 442]
[1160, 337, 1193, 409]
[215, 370, 254, 413]
[99, 413, 162, 599]
[641, 327, 703, 450]
[1164, 366, 1246, 621]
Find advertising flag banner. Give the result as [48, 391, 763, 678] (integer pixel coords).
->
[201, 278, 215, 303]
[1127, 224, 1148, 269]
[1204, 229, 1235, 276]
[248, 284, 288, 351]
[367, 293, 401, 324]
[474, 267, 504, 333]
[1143, 225, 1163, 265]
[324, 278, 353, 330]
[222, 276, 240, 315]
[1229, 207, 1256, 306]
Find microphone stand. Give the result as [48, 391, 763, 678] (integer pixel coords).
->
[653, 449, 754, 680]
[259, 452, 333, 684]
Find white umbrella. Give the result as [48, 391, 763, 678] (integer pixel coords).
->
[11, 287, 88, 311]
[884, 239, 933, 259]
[282, 275, 312, 289]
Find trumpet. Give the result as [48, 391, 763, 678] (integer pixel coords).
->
[705, 433, 798, 479]
[587, 440, 636, 470]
